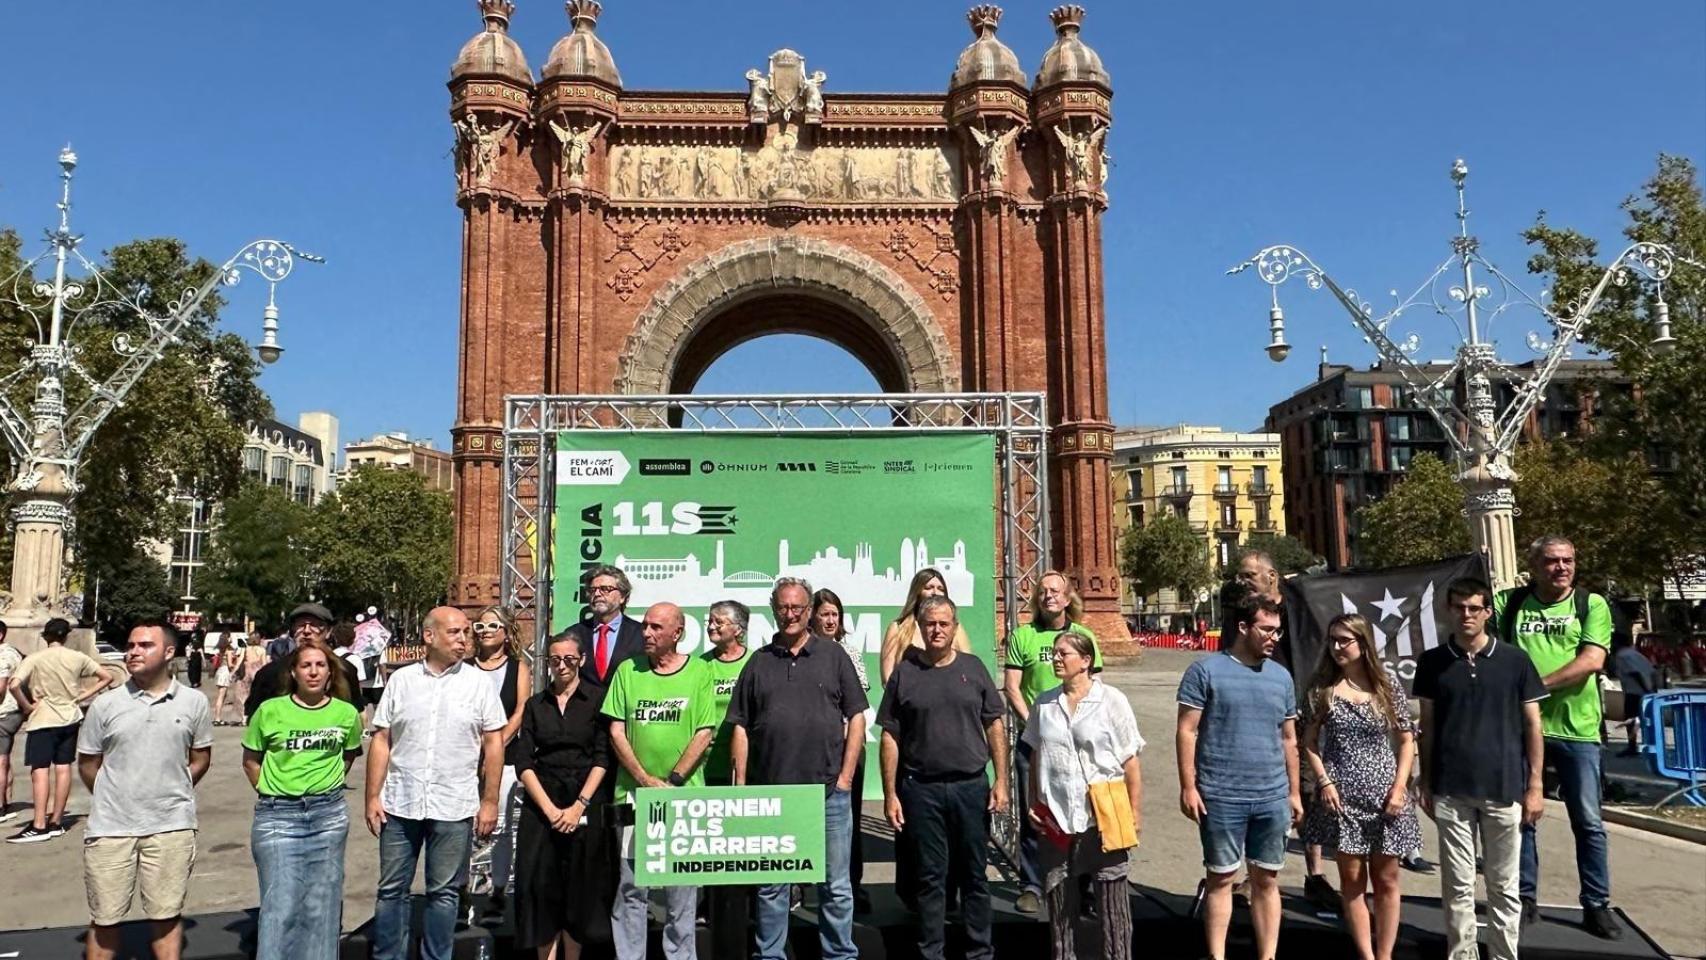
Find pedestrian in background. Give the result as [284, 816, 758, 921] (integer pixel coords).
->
[366, 606, 507, 960]
[243, 643, 363, 960]
[212, 636, 237, 725]
[1024, 628, 1141, 960]
[1611, 634, 1657, 756]
[7, 617, 113, 843]
[0, 620, 24, 824]
[234, 640, 267, 725]
[245, 604, 364, 718]
[77, 619, 212, 960]
[1301, 614, 1421, 960]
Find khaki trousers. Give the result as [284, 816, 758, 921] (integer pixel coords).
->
[1435, 795, 1522, 960]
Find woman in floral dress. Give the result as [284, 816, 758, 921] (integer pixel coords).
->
[1302, 613, 1422, 960]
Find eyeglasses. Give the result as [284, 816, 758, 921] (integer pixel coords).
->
[588, 584, 623, 596]
[473, 622, 505, 634]
[1448, 602, 1489, 616]
[547, 655, 582, 666]
[1329, 635, 1359, 648]
[774, 604, 808, 614]
[1248, 625, 1281, 640]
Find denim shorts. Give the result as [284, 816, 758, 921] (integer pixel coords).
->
[1198, 797, 1290, 874]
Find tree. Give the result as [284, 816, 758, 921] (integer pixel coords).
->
[1523, 155, 1706, 563]
[1234, 533, 1322, 577]
[85, 546, 176, 643]
[1513, 440, 1686, 594]
[309, 466, 453, 631]
[1118, 513, 1214, 601]
[1355, 453, 1472, 568]
[196, 480, 311, 631]
[0, 230, 271, 599]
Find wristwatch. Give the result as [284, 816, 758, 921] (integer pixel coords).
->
[666, 771, 686, 787]
[576, 795, 592, 806]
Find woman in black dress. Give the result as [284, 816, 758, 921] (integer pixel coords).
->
[515, 633, 615, 959]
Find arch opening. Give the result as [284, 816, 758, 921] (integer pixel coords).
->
[671, 292, 905, 396]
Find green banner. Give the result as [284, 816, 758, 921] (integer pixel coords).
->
[551, 432, 999, 797]
[633, 784, 826, 886]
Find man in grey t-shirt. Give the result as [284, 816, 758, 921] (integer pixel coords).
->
[77, 619, 213, 960]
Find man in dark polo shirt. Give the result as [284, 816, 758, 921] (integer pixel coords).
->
[729, 577, 867, 960]
[1414, 577, 1547, 960]
[878, 595, 1007, 960]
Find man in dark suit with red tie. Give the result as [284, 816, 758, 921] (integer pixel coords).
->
[562, 564, 644, 689]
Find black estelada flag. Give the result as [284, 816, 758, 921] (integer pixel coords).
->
[1281, 553, 1490, 695]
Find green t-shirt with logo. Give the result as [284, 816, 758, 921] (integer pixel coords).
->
[1494, 588, 1612, 742]
[241, 695, 363, 797]
[601, 656, 717, 804]
[1004, 620, 1103, 706]
[700, 646, 753, 783]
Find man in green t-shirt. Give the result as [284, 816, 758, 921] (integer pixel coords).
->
[1000, 571, 1101, 913]
[1494, 535, 1621, 941]
[602, 601, 716, 960]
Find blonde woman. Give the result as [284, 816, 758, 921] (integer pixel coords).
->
[1302, 614, 1420, 960]
[879, 567, 972, 684]
[470, 604, 533, 908]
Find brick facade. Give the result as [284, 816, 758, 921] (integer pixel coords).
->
[447, 2, 1130, 643]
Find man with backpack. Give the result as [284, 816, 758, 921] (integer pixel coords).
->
[1493, 535, 1621, 940]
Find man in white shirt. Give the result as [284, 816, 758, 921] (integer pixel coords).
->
[365, 607, 507, 960]
[0, 622, 24, 822]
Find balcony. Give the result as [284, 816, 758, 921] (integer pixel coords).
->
[1212, 483, 1239, 499]
[1215, 518, 1242, 534]
[1187, 521, 1209, 533]
[1247, 483, 1275, 497]
[1252, 519, 1279, 533]
[1161, 484, 1194, 501]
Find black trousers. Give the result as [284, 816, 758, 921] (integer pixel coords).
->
[898, 774, 993, 960]
[850, 748, 866, 894]
[704, 775, 751, 960]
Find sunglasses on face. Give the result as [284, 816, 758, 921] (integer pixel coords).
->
[547, 655, 582, 666]
[472, 622, 505, 634]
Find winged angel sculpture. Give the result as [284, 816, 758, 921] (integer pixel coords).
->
[1054, 124, 1107, 186]
[967, 124, 1022, 189]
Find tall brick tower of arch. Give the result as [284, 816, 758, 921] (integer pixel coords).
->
[448, 0, 1127, 642]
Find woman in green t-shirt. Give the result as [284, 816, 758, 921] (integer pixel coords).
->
[242, 643, 363, 960]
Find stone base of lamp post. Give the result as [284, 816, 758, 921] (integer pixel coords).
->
[1464, 481, 1520, 590]
[2, 493, 97, 656]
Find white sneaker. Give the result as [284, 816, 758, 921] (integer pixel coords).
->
[0, 809, 17, 824]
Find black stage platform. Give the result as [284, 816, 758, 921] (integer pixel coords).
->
[0, 884, 1666, 959]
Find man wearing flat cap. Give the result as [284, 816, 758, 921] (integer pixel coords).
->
[244, 603, 364, 719]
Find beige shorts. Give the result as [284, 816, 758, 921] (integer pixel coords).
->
[83, 830, 198, 926]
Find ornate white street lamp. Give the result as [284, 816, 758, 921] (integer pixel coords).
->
[1230, 159, 1700, 587]
[0, 146, 320, 622]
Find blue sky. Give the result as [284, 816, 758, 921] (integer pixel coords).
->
[2, 1, 1701, 455]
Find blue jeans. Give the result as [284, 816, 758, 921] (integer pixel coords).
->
[252, 791, 349, 960]
[373, 815, 472, 960]
[1198, 797, 1290, 874]
[898, 775, 993, 960]
[1014, 739, 1042, 896]
[1520, 738, 1611, 907]
[756, 786, 856, 960]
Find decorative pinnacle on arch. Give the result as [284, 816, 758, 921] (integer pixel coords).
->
[1049, 4, 1085, 36]
[478, 0, 516, 31]
[968, 5, 1003, 37]
[567, 0, 602, 30]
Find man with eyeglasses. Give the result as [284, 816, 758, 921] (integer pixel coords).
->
[1176, 581, 1301, 960]
[729, 579, 868, 960]
[1415, 578, 1547, 960]
[243, 603, 364, 719]
[566, 564, 645, 689]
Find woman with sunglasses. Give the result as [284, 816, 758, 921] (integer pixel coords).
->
[514, 634, 615, 959]
[1302, 614, 1421, 960]
[470, 605, 532, 910]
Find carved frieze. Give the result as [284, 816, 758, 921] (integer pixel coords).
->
[607, 141, 959, 203]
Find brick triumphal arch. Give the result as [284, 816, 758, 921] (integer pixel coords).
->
[447, 0, 1128, 641]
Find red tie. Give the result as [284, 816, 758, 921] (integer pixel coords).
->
[596, 623, 611, 677]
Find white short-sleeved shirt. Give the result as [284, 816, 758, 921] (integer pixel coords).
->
[373, 660, 506, 821]
[1022, 678, 1144, 834]
[0, 643, 23, 719]
[77, 680, 214, 838]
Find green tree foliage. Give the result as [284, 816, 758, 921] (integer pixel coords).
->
[0, 230, 270, 593]
[197, 480, 311, 631]
[87, 546, 176, 643]
[1355, 453, 1472, 568]
[1235, 532, 1322, 576]
[1523, 155, 1705, 559]
[1118, 513, 1214, 600]
[1513, 440, 1686, 593]
[309, 466, 453, 629]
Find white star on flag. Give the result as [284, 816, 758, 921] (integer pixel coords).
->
[1372, 588, 1408, 621]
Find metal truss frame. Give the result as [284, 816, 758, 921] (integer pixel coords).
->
[500, 392, 1049, 871]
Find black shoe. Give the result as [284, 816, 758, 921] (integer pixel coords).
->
[1400, 853, 1434, 874]
[5, 824, 54, 844]
[1584, 905, 1624, 940]
[1303, 873, 1337, 912]
[790, 884, 804, 911]
[1521, 897, 1539, 927]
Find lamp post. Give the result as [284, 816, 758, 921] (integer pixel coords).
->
[1230, 159, 1701, 588]
[0, 147, 320, 622]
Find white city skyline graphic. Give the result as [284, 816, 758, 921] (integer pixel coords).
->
[617, 536, 976, 611]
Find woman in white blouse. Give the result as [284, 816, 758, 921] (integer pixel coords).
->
[1022, 630, 1143, 960]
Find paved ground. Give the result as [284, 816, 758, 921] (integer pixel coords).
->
[2, 649, 1703, 956]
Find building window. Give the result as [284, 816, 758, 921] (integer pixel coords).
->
[269, 455, 289, 487]
[243, 446, 263, 476]
[1389, 415, 1411, 441]
[1170, 451, 1185, 460]
[1347, 386, 1375, 410]
[1388, 445, 1417, 471]
[1253, 465, 1268, 487]
[1217, 466, 1232, 486]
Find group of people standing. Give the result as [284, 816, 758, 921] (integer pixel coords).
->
[1179, 535, 1623, 960]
